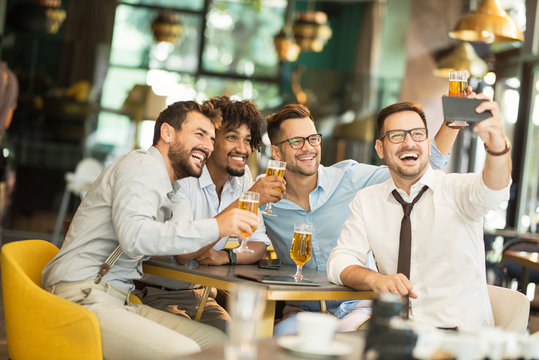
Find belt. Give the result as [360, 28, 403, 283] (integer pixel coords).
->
[47, 278, 130, 301]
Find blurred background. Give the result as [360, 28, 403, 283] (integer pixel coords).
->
[0, 0, 536, 247]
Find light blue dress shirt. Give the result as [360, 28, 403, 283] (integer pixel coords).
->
[263, 144, 449, 332]
[176, 165, 271, 250]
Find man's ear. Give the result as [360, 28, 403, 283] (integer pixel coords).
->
[375, 139, 384, 160]
[160, 123, 173, 144]
[270, 145, 281, 161]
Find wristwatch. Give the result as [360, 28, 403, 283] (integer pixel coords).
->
[484, 136, 511, 156]
[225, 248, 237, 265]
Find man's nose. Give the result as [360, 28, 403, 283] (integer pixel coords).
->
[236, 140, 249, 153]
[402, 132, 415, 145]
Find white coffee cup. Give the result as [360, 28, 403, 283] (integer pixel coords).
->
[297, 312, 338, 350]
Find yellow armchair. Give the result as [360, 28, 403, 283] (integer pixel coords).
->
[1, 239, 102, 360]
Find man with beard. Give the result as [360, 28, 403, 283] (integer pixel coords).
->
[137, 96, 284, 332]
[263, 103, 459, 334]
[327, 99, 511, 328]
[42, 101, 259, 360]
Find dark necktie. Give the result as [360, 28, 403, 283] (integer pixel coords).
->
[391, 185, 428, 318]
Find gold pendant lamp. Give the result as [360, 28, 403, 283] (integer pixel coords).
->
[449, 0, 524, 43]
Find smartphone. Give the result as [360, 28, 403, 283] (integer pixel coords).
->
[258, 259, 281, 270]
[442, 96, 492, 122]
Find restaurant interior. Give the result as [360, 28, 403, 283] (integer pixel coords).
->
[0, 0, 538, 358]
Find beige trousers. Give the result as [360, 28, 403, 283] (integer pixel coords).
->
[49, 279, 226, 360]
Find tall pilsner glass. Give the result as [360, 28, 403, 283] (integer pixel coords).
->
[447, 70, 469, 128]
[233, 191, 260, 254]
[290, 223, 313, 281]
[261, 160, 286, 216]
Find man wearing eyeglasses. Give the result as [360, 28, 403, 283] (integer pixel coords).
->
[327, 99, 511, 328]
[264, 103, 460, 334]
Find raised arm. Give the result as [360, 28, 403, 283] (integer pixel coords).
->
[474, 97, 512, 190]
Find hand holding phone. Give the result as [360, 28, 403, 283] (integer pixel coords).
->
[442, 96, 492, 123]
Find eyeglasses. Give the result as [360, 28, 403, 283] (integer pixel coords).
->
[380, 128, 428, 144]
[275, 134, 322, 149]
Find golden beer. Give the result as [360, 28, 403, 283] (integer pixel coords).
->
[265, 167, 285, 178]
[290, 231, 312, 266]
[449, 80, 467, 97]
[238, 199, 258, 237]
[266, 164, 286, 193]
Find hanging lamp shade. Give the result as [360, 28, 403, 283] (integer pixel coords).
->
[433, 42, 488, 78]
[292, 11, 332, 52]
[274, 28, 301, 62]
[151, 11, 182, 44]
[449, 0, 524, 43]
[7, 0, 66, 34]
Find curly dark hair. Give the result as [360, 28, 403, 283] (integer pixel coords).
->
[204, 96, 263, 151]
[152, 100, 221, 145]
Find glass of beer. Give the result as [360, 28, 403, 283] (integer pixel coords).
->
[290, 222, 313, 281]
[447, 70, 469, 128]
[261, 160, 286, 216]
[233, 191, 260, 254]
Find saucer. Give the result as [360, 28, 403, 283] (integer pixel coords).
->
[277, 335, 352, 357]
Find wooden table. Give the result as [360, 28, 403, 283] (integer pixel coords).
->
[142, 259, 373, 338]
[502, 250, 539, 292]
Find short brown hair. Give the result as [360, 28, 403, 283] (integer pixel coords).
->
[204, 96, 263, 151]
[376, 102, 427, 139]
[152, 101, 221, 145]
[266, 104, 314, 144]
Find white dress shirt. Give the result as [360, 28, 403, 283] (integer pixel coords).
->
[327, 166, 510, 329]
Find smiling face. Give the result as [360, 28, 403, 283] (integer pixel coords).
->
[375, 110, 430, 186]
[168, 111, 215, 180]
[272, 117, 321, 177]
[206, 123, 252, 177]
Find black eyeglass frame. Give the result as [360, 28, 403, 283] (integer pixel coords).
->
[379, 128, 428, 144]
[275, 133, 323, 149]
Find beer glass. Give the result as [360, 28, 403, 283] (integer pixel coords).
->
[261, 160, 286, 216]
[447, 70, 469, 128]
[290, 222, 313, 281]
[233, 191, 260, 254]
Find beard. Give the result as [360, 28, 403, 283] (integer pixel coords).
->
[225, 151, 248, 177]
[226, 165, 245, 177]
[285, 151, 320, 177]
[168, 142, 206, 180]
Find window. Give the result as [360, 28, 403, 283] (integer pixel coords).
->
[96, 0, 285, 157]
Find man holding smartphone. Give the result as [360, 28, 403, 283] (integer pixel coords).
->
[327, 97, 510, 328]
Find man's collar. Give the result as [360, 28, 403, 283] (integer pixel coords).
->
[384, 165, 434, 198]
[199, 164, 243, 191]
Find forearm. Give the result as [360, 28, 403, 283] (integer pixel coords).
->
[340, 265, 380, 290]
[236, 241, 267, 264]
[173, 241, 217, 264]
[482, 152, 512, 190]
[434, 122, 459, 155]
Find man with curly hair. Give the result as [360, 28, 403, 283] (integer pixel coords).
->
[137, 96, 284, 331]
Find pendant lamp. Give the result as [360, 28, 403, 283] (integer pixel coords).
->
[449, 0, 524, 43]
[433, 42, 488, 78]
